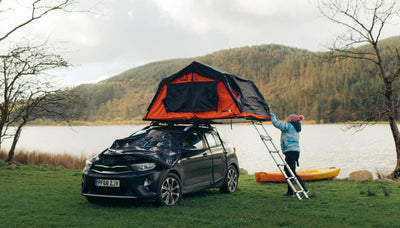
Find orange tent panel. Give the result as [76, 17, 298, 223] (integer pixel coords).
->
[143, 61, 270, 122]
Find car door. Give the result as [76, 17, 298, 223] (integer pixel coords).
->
[204, 131, 227, 184]
[180, 131, 213, 189]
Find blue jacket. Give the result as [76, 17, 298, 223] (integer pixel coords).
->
[270, 113, 301, 153]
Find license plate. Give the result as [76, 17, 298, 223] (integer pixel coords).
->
[95, 179, 120, 187]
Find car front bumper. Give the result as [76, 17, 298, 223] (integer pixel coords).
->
[81, 171, 161, 199]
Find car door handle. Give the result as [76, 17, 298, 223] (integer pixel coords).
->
[203, 153, 208, 158]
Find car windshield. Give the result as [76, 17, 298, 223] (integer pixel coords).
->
[119, 129, 183, 151]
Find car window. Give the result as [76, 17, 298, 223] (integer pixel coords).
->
[205, 132, 217, 148]
[183, 132, 204, 150]
[212, 132, 222, 146]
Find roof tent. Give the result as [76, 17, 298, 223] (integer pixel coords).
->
[143, 61, 270, 123]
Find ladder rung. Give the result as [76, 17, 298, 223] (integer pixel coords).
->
[296, 191, 310, 200]
[261, 135, 272, 141]
[269, 150, 279, 153]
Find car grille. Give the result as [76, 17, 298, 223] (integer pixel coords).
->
[91, 164, 131, 174]
[100, 155, 142, 166]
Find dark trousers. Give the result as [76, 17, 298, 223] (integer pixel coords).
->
[284, 151, 307, 194]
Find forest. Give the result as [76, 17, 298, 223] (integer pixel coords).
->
[72, 36, 400, 123]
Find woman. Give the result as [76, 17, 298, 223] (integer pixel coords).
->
[270, 113, 308, 196]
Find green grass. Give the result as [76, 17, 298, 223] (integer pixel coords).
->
[1, 162, 400, 228]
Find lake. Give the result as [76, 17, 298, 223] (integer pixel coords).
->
[1, 124, 397, 179]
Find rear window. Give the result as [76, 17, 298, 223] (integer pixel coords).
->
[205, 132, 217, 147]
[205, 132, 222, 148]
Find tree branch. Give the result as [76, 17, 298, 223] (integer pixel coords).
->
[0, 0, 75, 42]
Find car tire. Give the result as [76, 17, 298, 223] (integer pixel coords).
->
[220, 165, 239, 193]
[156, 173, 182, 206]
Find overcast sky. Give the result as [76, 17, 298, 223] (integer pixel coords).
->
[0, 0, 399, 86]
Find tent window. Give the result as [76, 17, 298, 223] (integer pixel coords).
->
[163, 81, 219, 112]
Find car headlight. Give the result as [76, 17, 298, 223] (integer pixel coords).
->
[130, 162, 156, 171]
[83, 160, 92, 172]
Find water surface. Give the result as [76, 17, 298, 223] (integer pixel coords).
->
[2, 124, 396, 178]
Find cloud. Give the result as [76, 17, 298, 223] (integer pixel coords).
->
[0, 0, 331, 85]
[1, 0, 398, 86]
[232, 0, 316, 17]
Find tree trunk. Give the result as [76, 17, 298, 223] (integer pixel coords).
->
[389, 119, 400, 178]
[384, 79, 400, 178]
[5, 123, 24, 162]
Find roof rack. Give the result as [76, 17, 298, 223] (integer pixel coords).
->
[148, 117, 269, 126]
[150, 121, 212, 128]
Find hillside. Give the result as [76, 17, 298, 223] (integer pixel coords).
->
[73, 36, 400, 123]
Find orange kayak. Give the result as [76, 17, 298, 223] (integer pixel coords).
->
[255, 167, 340, 183]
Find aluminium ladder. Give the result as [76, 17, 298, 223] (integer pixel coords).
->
[252, 121, 309, 200]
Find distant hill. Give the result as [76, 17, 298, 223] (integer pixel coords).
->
[73, 36, 400, 123]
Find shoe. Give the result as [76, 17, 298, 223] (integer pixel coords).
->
[282, 193, 294, 196]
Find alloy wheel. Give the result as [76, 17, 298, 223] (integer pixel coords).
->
[226, 166, 238, 192]
[159, 175, 182, 206]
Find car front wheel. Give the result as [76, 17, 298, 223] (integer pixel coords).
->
[156, 173, 182, 206]
[221, 165, 239, 193]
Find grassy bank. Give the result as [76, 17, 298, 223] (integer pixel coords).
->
[0, 150, 86, 170]
[1, 163, 399, 227]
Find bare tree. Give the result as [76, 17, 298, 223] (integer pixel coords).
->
[0, 44, 82, 161]
[319, 0, 400, 178]
[0, 0, 83, 162]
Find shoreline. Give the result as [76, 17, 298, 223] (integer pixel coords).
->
[24, 119, 390, 127]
